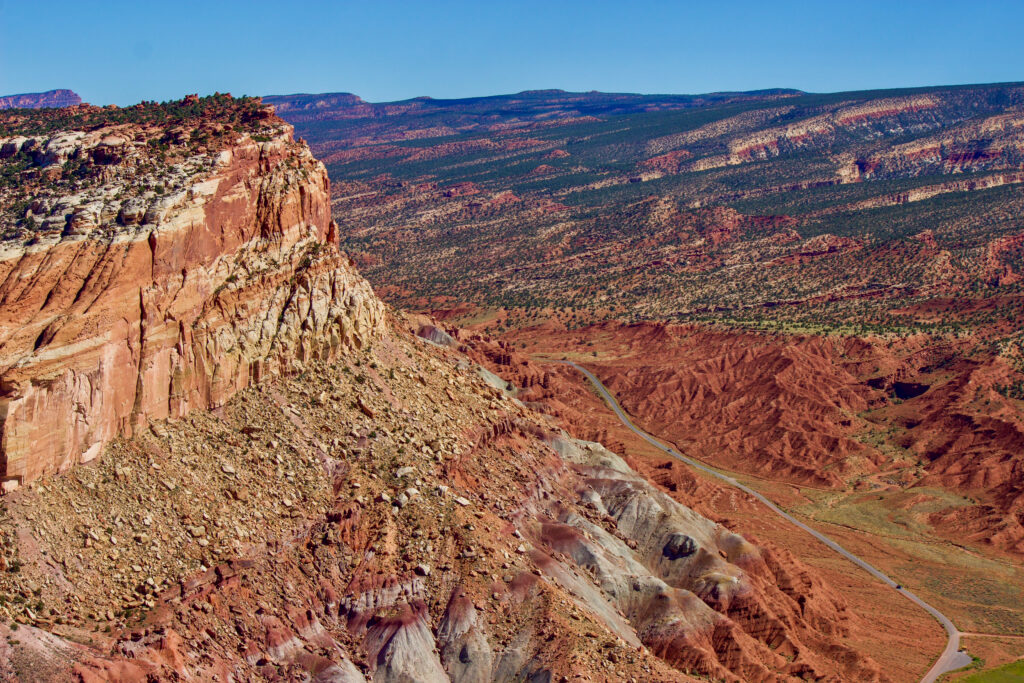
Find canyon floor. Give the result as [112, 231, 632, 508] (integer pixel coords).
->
[493, 322, 1024, 680]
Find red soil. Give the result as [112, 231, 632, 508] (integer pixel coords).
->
[506, 321, 1024, 557]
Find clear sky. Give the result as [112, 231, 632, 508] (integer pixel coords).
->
[1, 0, 1021, 105]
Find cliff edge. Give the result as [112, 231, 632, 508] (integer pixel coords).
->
[0, 96, 385, 488]
[0, 89, 82, 110]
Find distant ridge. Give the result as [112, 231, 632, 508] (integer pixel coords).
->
[263, 87, 803, 124]
[265, 87, 804, 109]
[0, 89, 82, 109]
[263, 92, 367, 111]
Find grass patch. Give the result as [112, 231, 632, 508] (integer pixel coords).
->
[955, 659, 1024, 682]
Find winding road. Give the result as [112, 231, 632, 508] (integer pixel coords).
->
[559, 360, 971, 683]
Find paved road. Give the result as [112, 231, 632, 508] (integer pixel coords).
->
[559, 360, 971, 683]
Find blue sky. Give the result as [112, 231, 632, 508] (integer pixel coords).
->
[1, 0, 1021, 105]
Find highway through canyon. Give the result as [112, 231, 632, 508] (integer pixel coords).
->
[559, 360, 972, 683]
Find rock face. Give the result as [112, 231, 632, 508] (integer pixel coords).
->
[263, 92, 375, 120]
[0, 106, 385, 488]
[0, 89, 82, 109]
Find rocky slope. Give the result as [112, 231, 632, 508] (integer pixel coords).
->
[0, 98, 893, 682]
[0, 90, 81, 110]
[0, 325, 888, 682]
[452, 325, 951, 673]
[0, 96, 386, 488]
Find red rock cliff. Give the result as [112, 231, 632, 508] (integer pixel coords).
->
[0, 119, 385, 488]
[0, 89, 82, 110]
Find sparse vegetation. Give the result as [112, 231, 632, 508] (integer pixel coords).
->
[0, 94, 289, 244]
[265, 83, 1024, 346]
[0, 93, 271, 138]
[954, 659, 1024, 682]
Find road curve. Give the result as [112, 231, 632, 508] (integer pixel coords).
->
[558, 360, 968, 683]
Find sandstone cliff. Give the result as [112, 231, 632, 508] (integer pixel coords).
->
[0, 89, 82, 110]
[0, 98, 385, 488]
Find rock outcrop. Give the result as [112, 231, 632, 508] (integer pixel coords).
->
[0, 89, 82, 110]
[0, 99, 385, 488]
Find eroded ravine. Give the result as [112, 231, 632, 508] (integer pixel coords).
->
[559, 360, 974, 683]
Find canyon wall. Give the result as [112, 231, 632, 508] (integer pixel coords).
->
[0, 125, 385, 488]
[0, 89, 82, 110]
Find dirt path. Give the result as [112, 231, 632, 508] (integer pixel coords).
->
[560, 360, 972, 683]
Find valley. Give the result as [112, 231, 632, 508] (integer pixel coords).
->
[0, 80, 1021, 682]
[560, 359, 972, 682]
[518, 324, 1024, 680]
[262, 83, 1024, 680]
[0, 95, 908, 682]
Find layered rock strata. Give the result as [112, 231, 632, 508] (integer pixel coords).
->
[0, 117, 384, 487]
[0, 89, 82, 110]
